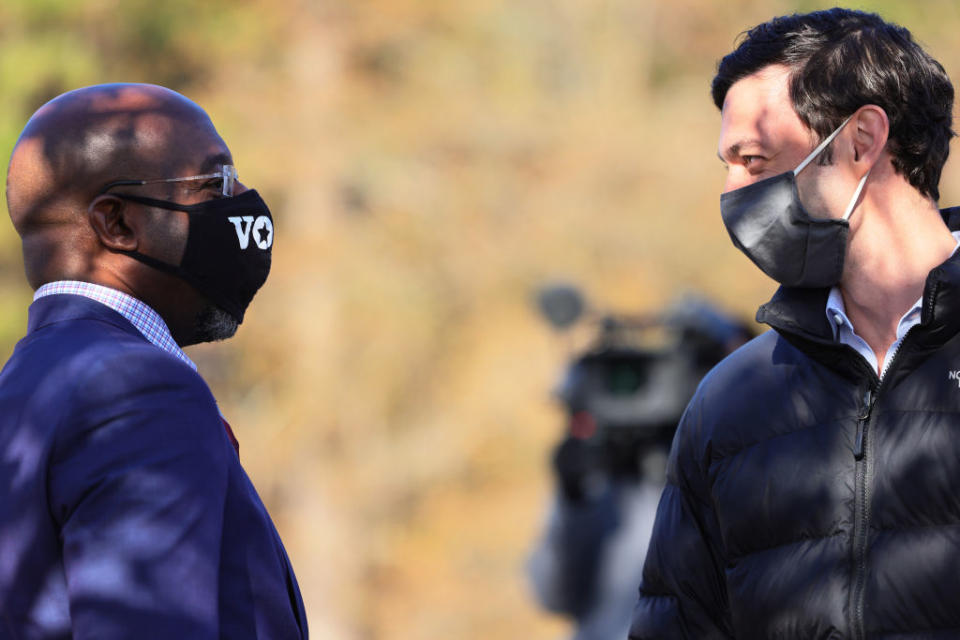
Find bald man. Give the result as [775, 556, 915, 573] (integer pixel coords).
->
[0, 84, 307, 639]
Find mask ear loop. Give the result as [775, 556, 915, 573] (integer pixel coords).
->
[842, 169, 871, 221]
[793, 114, 854, 176]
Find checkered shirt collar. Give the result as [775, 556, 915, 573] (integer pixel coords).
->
[33, 280, 197, 371]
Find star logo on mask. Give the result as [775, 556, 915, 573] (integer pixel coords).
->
[252, 216, 273, 250]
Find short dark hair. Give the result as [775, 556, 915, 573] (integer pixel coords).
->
[712, 8, 954, 200]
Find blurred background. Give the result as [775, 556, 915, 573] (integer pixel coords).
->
[2, 1, 960, 638]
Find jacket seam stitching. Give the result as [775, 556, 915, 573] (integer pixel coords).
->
[874, 624, 960, 637]
[872, 519, 960, 534]
[726, 528, 846, 563]
[709, 417, 853, 465]
[636, 590, 678, 600]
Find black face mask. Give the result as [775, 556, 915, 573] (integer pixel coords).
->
[112, 189, 273, 323]
[719, 115, 869, 288]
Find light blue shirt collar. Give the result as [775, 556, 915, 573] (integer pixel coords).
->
[825, 231, 960, 378]
[34, 280, 197, 371]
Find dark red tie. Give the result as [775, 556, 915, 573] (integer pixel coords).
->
[221, 417, 240, 455]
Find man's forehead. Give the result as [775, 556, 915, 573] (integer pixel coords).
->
[717, 65, 803, 154]
[721, 65, 792, 121]
[118, 114, 232, 175]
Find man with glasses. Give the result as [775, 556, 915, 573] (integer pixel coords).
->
[0, 84, 306, 638]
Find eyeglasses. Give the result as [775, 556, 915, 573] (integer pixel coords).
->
[101, 164, 239, 197]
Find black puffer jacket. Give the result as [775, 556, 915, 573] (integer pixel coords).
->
[630, 211, 960, 639]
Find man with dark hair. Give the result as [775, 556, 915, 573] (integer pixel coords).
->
[0, 84, 307, 639]
[630, 8, 960, 639]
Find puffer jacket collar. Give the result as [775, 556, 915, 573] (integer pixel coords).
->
[754, 206, 960, 381]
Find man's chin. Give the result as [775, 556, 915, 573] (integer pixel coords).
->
[189, 304, 239, 344]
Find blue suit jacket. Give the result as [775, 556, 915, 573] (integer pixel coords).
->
[0, 295, 308, 639]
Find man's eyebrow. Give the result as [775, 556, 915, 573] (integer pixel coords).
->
[198, 152, 233, 174]
[719, 138, 763, 162]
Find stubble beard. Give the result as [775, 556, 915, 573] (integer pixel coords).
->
[192, 303, 239, 343]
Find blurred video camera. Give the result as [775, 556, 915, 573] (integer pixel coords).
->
[537, 285, 753, 498]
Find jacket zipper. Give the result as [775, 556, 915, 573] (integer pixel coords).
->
[850, 385, 875, 640]
[849, 324, 921, 639]
[853, 388, 873, 460]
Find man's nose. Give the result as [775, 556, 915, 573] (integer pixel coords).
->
[723, 169, 751, 194]
[233, 180, 249, 196]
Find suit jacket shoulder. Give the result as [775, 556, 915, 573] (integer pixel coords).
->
[0, 295, 307, 639]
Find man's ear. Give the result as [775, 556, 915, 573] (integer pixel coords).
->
[88, 195, 139, 251]
[851, 105, 889, 168]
